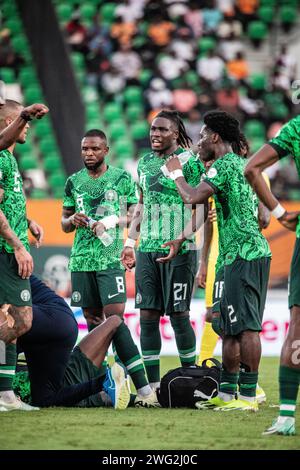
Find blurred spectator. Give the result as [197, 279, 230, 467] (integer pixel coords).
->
[0, 29, 24, 75]
[235, 0, 259, 29]
[227, 51, 249, 81]
[164, 0, 189, 19]
[275, 44, 297, 83]
[215, 81, 240, 114]
[215, 0, 235, 16]
[158, 50, 189, 81]
[115, 0, 145, 23]
[217, 15, 242, 39]
[145, 77, 173, 110]
[184, 108, 202, 145]
[111, 43, 142, 84]
[110, 15, 137, 48]
[65, 11, 88, 54]
[184, 1, 203, 38]
[202, 0, 223, 34]
[172, 84, 198, 114]
[147, 13, 175, 50]
[239, 88, 263, 119]
[270, 69, 290, 92]
[218, 38, 244, 61]
[87, 14, 112, 57]
[197, 50, 225, 83]
[100, 65, 126, 101]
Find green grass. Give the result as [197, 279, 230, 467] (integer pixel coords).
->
[1, 357, 299, 450]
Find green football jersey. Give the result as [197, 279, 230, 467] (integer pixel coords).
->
[63, 165, 138, 272]
[0, 150, 29, 253]
[137, 147, 205, 253]
[205, 153, 271, 271]
[269, 115, 300, 237]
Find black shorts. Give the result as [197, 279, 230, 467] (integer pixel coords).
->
[289, 238, 300, 309]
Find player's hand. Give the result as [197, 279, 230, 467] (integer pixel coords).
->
[278, 211, 300, 232]
[198, 262, 207, 288]
[14, 246, 34, 279]
[28, 219, 44, 248]
[92, 221, 105, 237]
[156, 239, 183, 264]
[165, 155, 181, 172]
[23, 103, 49, 120]
[208, 208, 217, 223]
[70, 213, 89, 228]
[120, 246, 136, 271]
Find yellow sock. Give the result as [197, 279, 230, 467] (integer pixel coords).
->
[198, 322, 219, 366]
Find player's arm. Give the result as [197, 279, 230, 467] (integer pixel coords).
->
[245, 144, 299, 231]
[157, 204, 206, 264]
[258, 202, 270, 230]
[0, 209, 33, 278]
[27, 218, 44, 248]
[0, 103, 49, 151]
[120, 191, 143, 271]
[198, 214, 213, 287]
[61, 207, 89, 233]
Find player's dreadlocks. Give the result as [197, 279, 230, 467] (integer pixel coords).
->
[203, 110, 241, 151]
[232, 132, 250, 158]
[156, 109, 193, 149]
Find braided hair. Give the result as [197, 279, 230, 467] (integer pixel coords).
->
[155, 109, 193, 149]
[203, 110, 241, 151]
[232, 131, 250, 158]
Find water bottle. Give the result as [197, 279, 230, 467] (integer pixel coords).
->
[87, 217, 114, 247]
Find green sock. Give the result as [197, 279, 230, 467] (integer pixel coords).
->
[112, 343, 122, 365]
[0, 343, 17, 392]
[140, 318, 161, 384]
[279, 365, 300, 417]
[113, 321, 148, 389]
[239, 371, 258, 398]
[170, 316, 196, 366]
[220, 369, 239, 396]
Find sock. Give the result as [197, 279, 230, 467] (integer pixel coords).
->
[220, 369, 238, 398]
[113, 321, 148, 389]
[112, 343, 122, 365]
[239, 371, 258, 401]
[140, 318, 161, 384]
[279, 365, 300, 418]
[170, 316, 196, 366]
[0, 343, 17, 392]
[198, 322, 219, 365]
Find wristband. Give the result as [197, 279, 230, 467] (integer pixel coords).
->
[20, 110, 33, 122]
[101, 214, 119, 230]
[271, 203, 286, 219]
[169, 169, 184, 181]
[124, 238, 136, 248]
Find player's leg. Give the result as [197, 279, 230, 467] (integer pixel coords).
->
[135, 251, 164, 390]
[198, 253, 219, 365]
[166, 251, 197, 368]
[0, 254, 33, 411]
[264, 240, 300, 435]
[71, 271, 104, 331]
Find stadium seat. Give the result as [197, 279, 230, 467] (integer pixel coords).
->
[124, 86, 143, 105]
[247, 21, 268, 46]
[43, 154, 63, 173]
[244, 120, 266, 139]
[70, 52, 85, 70]
[86, 104, 100, 121]
[0, 68, 16, 84]
[131, 121, 149, 140]
[57, 3, 73, 22]
[108, 121, 127, 141]
[100, 3, 116, 24]
[289, 189, 300, 201]
[198, 36, 217, 54]
[249, 138, 265, 153]
[49, 172, 66, 190]
[39, 137, 58, 155]
[30, 188, 49, 199]
[184, 70, 199, 87]
[80, 3, 96, 23]
[19, 67, 37, 86]
[126, 104, 144, 123]
[24, 86, 43, 103]
[52, 186, 65, 199]
[248, 73, 267, 91]
[113, 138, 135, 156]
[103, 103, 122, 123]
[139, 69, 152, 87]
[5, 18, 23, 35]
[260, 0, 276, 6]
[258, 6, 275, 25]
[34, 120, 52, 139]
[19, 154, 38, 171]
[279, 6, 297, 30]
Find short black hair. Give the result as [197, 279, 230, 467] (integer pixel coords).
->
[83, 129, 107, 141]
[203, 110, 240, 146]
[155, 109, 193, 149]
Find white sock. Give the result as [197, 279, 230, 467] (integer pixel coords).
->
[0, 390, 17, 402]
[149, 382, 160, 391]
[278, 416, 295, 424]
[218, 392, 234, 402]
[137, 385, 152, 397]
[239, 394, 256, 402]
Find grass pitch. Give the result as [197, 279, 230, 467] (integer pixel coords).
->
[0, 357, 299, 450]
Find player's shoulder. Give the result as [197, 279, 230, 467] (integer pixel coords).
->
[67, 168, 86, 183]
[0, 149, 12, 162]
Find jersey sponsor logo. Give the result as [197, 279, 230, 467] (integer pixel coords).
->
[108, 292, 119, 299]
[207, 168, 217, 178]
[105, 189, 118, 202]
[72, 291, 81, 303]
[20, 290, 31, 302]
[136, 292, 142, 304]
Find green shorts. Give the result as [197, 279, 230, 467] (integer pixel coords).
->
[63, 346, 106, 407]
[289, 238, 300, 309]
[135, 250, 198, 315]
[0, 252, 32, 306]
[71, 269, 126, 307]
[219, 256, 271, 336]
